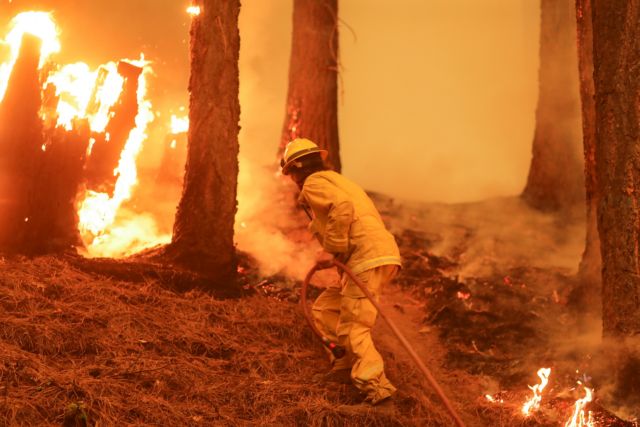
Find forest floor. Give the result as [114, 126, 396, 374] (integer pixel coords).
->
[0, 195, 638, 426]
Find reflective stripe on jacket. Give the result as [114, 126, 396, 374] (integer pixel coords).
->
[298, 170, 402, 276]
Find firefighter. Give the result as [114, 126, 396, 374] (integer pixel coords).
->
[281, 138, 402, 405]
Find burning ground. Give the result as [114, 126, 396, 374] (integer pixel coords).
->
[0, 195, 638, 426]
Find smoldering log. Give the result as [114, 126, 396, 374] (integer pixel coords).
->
[0, 34, 45, 251]
[84, 60, 142, 195]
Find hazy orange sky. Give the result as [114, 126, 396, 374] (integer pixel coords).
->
[0, 0, 542, 203]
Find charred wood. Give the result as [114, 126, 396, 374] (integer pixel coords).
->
[24, 125, 89, 254]
[0, 34, 45, 252]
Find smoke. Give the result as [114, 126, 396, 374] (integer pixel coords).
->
[399, 196, 585, 279]
[338, 0, 541, 203]
[0, 2, 551, 276]
[234, 164, 320, 279]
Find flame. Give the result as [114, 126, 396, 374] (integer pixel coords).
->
[456, 291, 471, 300]
[45, 61, 125, 131]
[0, 12, 169, 257]
[522, 367, 551, 416]
[0, 11, 60, 101]
[88, 64, 125, 132]
[77, 56, 165, 256]
[485, 394, 504, 404]
[187, 6, 201, 16]
[170, 114, 189, 134]
[564, 384, 594, 427]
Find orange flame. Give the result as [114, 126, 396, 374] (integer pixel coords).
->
[187, 6, 201, 16]
[564, 383, 594, 427]
[485, 394, 504, 404]
[0, 11, 60, 101]
[170, 114, 189, 134]
[45, 61, 126, 133]
[522, 367, 551, 416]
[77, 56, 170, 256]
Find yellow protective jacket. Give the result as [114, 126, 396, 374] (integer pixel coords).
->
[299, 170, 402, 277]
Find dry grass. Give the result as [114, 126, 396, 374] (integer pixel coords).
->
[0, 255, 457, 426]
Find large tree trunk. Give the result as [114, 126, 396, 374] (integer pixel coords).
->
[0, 35, 89, 255]
[168, 0, 240, 285]
[522, 0, 584, 211]
[280, 0, 341, 172]
[592, 1, 640, 338]
[592, 0, 640, 407]
[573, 0, 601, 311]
[0, 35, 44, 252]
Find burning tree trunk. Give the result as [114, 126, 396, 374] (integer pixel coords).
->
[592, 0, 640, 404]
[280, 0, 341, 172]
[85, 61, 142, 195]
[0, 35, 44, 252]
[0, 34, 89, 254]
[572, 0, 601, 311]
[522, 0, 584, 212]
[168, 0, 240, 285]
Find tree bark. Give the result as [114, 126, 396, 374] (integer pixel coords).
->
[168, 0, 240, 285]
[592, 0, 640, 338]
[281, 0, 341, 172]
[0, 35, 90, 255]
[522, 0, 584, 211]
[0, 35, 44, 252]
[573, 0, 601, 310]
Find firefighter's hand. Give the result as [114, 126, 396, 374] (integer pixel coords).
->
[315, 252, 335, 270]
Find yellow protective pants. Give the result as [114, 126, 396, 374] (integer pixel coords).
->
[311, 264, 398, 403]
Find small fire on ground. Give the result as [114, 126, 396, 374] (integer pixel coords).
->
[485, 367, 595, 426]
[522, 367, 551, 416]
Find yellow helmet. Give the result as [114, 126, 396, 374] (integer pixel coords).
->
[280, 138, 328, 175]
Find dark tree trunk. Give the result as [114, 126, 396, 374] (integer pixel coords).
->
[25, 125, 88, 253]
[522, 0, 584, 211]
[0, 35, 44, 252]
[592, 0, 640, 408]
[592, 0, 640, 338]
[573, 0, 601, 310]
[168, 0, 240, 285]
[281, 0, 341, 172]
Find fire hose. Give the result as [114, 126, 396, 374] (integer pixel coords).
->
[301, 259, 466, 427]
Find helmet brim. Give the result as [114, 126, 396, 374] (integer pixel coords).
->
[281, 148, 328, 175]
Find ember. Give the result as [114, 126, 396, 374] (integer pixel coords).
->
[186, 5, 201, 16]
